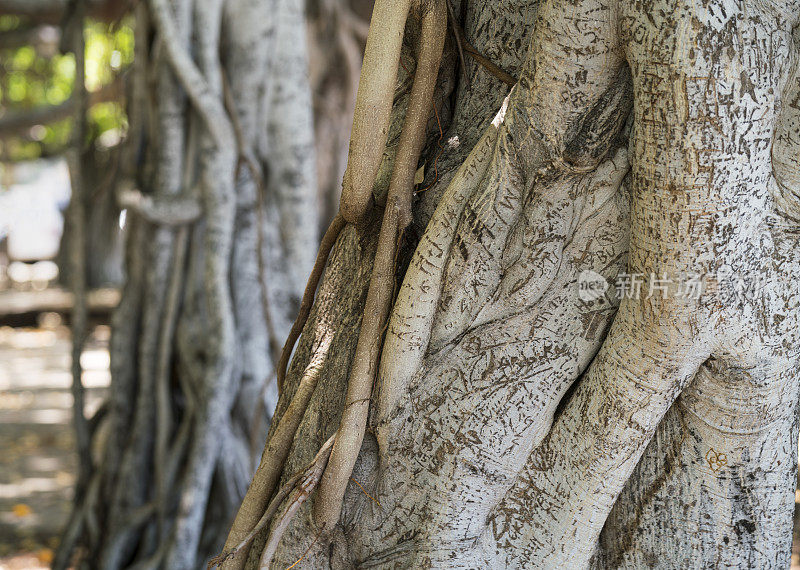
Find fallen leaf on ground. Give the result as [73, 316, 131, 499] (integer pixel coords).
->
[36, 548, 53, 564]
[11, 504, 32, 518]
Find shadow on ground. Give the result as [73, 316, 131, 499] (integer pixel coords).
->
[0, 324, 108, 568]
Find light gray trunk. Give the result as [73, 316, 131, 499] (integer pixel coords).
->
[239, 0, 800, 568]
[57, 147, 125, 289]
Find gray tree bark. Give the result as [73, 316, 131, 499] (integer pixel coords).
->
[223, 0, 800, 568]
[57, 146, 126, 289]
[55, 0, 319, 568]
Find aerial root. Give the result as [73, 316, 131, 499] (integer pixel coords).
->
[224, 0, 450, 563]
[313, 0, 448, 532]
[221, 68, 283, 366]
[339, 0, 413, 224]
[209, 435, 335, 569]
[220, 331, 332, 569]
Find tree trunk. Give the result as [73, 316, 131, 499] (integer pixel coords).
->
[57, 145, 125, 289]
[225, 0, 800, 568]
[56, 0, 319, 568]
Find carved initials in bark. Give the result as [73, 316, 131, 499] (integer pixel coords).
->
[369, 0, 800, 566]
[246, 0, 800, 566]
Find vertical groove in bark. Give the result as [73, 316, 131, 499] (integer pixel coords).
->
[413, 0, 539, 230]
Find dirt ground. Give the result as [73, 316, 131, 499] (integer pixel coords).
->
[0, 323, 798, 568]
[0, 323, 109, 569]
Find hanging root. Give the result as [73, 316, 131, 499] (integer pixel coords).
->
[278, 0, 419, 391]
[147, 0, 234, 149]
[277, 213, 346, 393]
[313, 0, 448, 533]
[257, 435, 335, 568]
[220, 329, 333, 569]
[339, 0, 413, 224]
[221, 68, 283, 365]
[445, 0, 516, 88]
[222, 0, 448, 563]
[210, 435, 335, 569]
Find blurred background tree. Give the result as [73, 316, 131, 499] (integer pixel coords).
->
[0, 0, 370, 568]
[0, 13, 131, 161]
[0, 10, 132, 288]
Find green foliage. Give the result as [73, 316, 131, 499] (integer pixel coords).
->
[0, 15, 133, 161]
[0, 15, 22, 32]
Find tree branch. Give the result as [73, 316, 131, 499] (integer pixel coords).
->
[117, 184, 203, 226]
